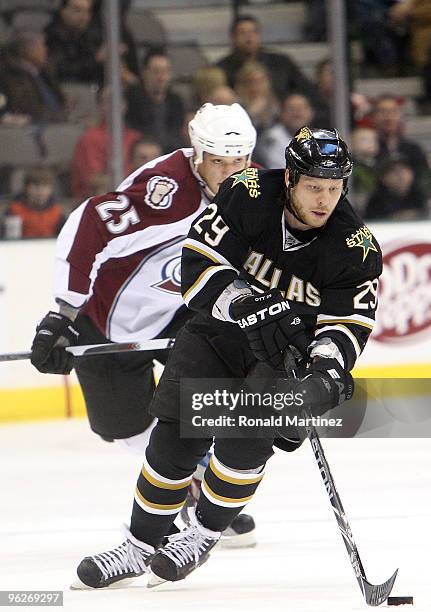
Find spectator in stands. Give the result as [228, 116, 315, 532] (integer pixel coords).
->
[234, 61, 280, 132]
[45, 0, 103, 84]
[372, 94, 430, 196]
[0, 31, 66, 123]
[125, 49, 185, 153]
[388, 0, 431, 68]
[192, 66, 227, 107]
[45, 0, 139, 86]
[91, 0, 140, 86]
[351, 0, 409, 75]
[365, 156, 427, 219]
[216, 15, 317, 101]
[312, 58, 372, 127]
[256, 93, 315, 168]
[206, 85, 238, 106]
[71, 86, 142, 199]
[4, 165, 65, 238]
[128, 138, 162, 173]
[389, 0, 431, 107]
[351, 126, 379, 214]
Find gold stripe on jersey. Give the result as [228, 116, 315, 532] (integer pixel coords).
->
[317, 313, 374, 331]
[134, 487, 186, 514]
[317, 318, 374, 330]
[315, 324, 362, 357]
[183, 265, 218, 301]
[141, 466, 192, 490]
[183, 242, 224, 265]
[210, 455, 264, 485]
[183, 238, 236, 267]
[183, 264, 235, 305]
[201, 478, 254, 506]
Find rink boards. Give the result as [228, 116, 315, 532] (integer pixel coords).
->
[0, 220, 430, 422]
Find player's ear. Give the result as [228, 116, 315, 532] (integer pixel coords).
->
[284, 169, 290, 188]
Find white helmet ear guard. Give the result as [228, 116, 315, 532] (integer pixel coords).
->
[188, 103, 257, 164]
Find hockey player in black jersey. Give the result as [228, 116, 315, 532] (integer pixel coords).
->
[73, 127, 382, 589]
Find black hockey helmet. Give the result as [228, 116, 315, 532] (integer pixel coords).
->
[285, 127, 353, 186]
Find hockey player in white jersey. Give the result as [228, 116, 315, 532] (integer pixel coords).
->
[30, 103, 258, 549]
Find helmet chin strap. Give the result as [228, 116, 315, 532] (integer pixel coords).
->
[189, 155, 216, 201]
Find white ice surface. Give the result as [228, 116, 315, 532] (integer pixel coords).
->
[1, 419, 429, 612]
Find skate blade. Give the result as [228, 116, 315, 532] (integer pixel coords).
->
[70, 576, 139, 590]
[147, 572, 167, 588]
[220, 530, 257, 549]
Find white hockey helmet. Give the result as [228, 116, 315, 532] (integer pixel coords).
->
[189, 103, 256, 164]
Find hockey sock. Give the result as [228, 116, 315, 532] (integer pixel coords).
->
[130, 452, 192, 547]
[196, 454, 265, 532]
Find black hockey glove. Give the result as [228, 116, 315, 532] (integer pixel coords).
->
[30, 311, 79, 374]
[230, 290, 309, 369]
[292, 358, 354, 418]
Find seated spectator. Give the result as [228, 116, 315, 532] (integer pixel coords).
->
[125, 49, 185, 153]
[91, 0, 140, 86]
[44, 0, 139, 86]
[350, 126, 379, 214]
[45, 0, 104, 84]
[256, 93, 315, 168]
[128, 138, 162, 173]
[192, 66, 227, 107]
[234, 60, 280, 131]
[372, 94, 430, 196]
[365, 156, 427, 219]
[216, 15, 317, 101]
[352, 0, 409, 75]
[0, 31, 66, 123]
[388, 0, 431, 68]
[313, 58, 372, 127]
[206, 85, 238, 106]
[71, 86, 142, 199]
[4, 165, 65, 238]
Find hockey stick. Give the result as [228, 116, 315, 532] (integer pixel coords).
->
[0, 338, 175, 362]
[301, 409, 398, 606]
[282, 352, 397, 606]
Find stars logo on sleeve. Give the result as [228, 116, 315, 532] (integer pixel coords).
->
[346, 226, 378, 261]
[230, 167, 261, 198]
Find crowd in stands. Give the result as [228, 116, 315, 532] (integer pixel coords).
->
[0, 0, 430, 239]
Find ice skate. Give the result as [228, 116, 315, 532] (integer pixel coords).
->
[148, 507, 220, 586]
[71, 524, 155, 589]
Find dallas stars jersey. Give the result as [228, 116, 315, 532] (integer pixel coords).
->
[181, 168, 382, 370]
[54, 148, 210, 341]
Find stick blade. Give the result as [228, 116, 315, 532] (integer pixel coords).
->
[363, 568, 398, 606]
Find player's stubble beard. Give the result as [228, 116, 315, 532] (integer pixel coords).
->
[284, 185, 310, 228]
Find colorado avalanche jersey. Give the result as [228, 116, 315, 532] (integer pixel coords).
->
[54, 148, 209, 341]
[181, 168, 383, 370]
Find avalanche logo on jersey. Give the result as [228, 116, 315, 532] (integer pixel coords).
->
[152, 255, 182, 294]
[144, 176, 178, 210]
